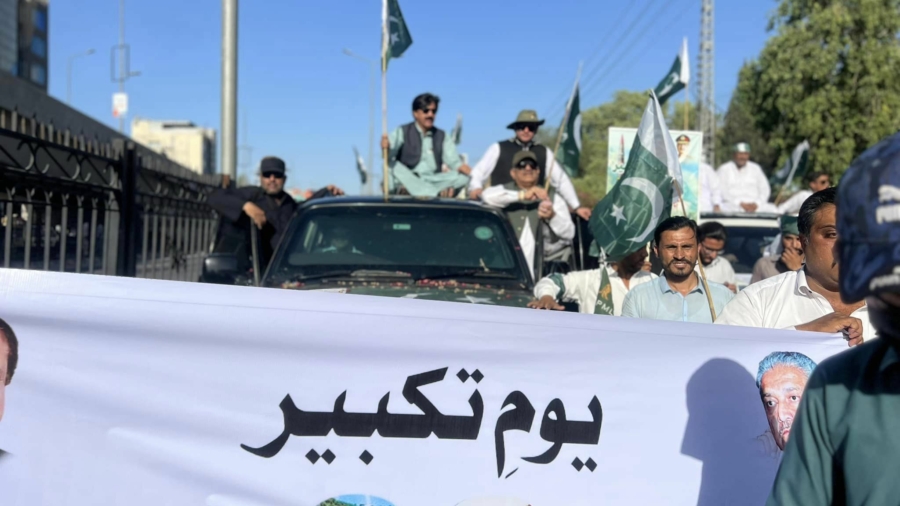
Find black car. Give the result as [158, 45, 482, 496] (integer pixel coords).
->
[202, 196, 537, 308]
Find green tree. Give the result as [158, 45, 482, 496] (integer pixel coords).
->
[718, 63, 779, 171]
[738, 0, 900, 178]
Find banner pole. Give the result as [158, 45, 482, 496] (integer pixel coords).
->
[677, 187, 716, 322]
[545, 62, 582, 191]
[381, 0, 389, 202]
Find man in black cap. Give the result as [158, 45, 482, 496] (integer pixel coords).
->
[481, 150, 575, 279]
[208, 156, 344, 266]
[468, 109, 590, 220]
[767, 132, 900, 505]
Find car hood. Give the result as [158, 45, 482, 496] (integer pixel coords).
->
[277, 279, 533, 308]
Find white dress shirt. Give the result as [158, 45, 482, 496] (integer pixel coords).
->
[469, 143, 581, 209]
[696, 255, 737, 286]
[776, 189, 812, 215]
[699, 162, 723, 212]
[717, 160, 773, 212]
[481, 185, 575, 278]
[716, 269, 877, 341]
[534, 267, 657, 315]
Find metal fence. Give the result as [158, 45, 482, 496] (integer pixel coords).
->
[0, 73, 223, 281]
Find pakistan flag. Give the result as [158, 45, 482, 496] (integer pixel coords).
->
[654, 38, 690, 106]
[382, 0, 413, 69]
[589, 93, 677, 262]
[557, 85, 582, 178]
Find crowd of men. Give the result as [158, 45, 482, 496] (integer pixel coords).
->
[206, 88, 900, 503]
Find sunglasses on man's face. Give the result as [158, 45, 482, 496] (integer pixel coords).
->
[419, 107, 438, 115]
[515, 124, 538, 132]
[515, 161, 539, 171]
[262, 171, 285, 180]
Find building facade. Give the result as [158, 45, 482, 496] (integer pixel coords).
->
[0, 0, 16, 75]
[131, 118, 218, 175]
[16, 0, 49, 90]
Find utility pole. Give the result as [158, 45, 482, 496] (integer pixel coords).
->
[698, 0, 715, 164]
[110, 0, 139, 133]
[221, 0, 238, 178]
[67, 49, 94, 105]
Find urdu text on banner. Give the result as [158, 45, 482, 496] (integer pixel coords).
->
[0, 270, 844, 505]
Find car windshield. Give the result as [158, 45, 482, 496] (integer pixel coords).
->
[720, 226, 779, 274]
[265, 205, 528, 285]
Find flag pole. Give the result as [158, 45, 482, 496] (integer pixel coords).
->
[545, 62, 582, 191]
[675, 186, 717, 321]
[683, 91, 689, 130]
[381, 0, 389, 201]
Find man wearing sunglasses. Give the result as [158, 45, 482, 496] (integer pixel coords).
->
[468, 109, 590, 221]
[208, 156, 344, 267]
[481, 151, 575, 279]
[380, 93, 472, 197]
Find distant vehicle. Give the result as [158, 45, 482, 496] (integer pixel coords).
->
[699, 212, 781, 290]
[201, 196, 536, 308]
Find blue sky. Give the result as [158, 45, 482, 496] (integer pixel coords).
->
[47, 0, 775, 193]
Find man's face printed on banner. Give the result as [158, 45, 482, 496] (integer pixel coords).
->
[759, 364, 810, 451]
[0, 332, 8, 423]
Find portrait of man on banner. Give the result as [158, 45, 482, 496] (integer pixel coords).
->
[0, 318, 19, 460]
[755, 351, 816, 454]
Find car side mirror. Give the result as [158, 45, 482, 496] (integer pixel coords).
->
[201, 253, 241, 284]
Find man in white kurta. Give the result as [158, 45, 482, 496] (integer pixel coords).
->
[717, 143, 774, 213]
[716, 187, 876, 343]
[775, 171, 831, 215]
[480, 150, 575, 279]
[468, 109, 590, 220]
[699, 161, 723, 213]
[529, 247, 657, 315]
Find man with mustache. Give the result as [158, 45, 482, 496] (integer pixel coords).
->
[716, 187, 876, 344]
[756, 352, 816, 453]
[621, 216, 734, 322]
[381, 92, 471, 197]
[0, 318, 18, 460]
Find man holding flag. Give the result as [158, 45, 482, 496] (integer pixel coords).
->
[378, 0, 471, 197]
[529, 92, 707, 317]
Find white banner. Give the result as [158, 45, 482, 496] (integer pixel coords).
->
[0, 270, 844, 505]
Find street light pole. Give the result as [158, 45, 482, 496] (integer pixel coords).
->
[221, 0, 238, 179]
[66, 49, 95, 105]
[342, 48, 375, 196]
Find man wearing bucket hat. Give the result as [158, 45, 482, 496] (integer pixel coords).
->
[716, 142, 774, 213]
[750, 215, 805, 284]
[768, 133, 900, 505]
[468, 109, 591, 220]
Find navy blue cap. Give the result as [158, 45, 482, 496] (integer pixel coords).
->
[838, 132, 900, 302]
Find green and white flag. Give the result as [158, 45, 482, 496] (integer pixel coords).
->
[382, 0, 413, 69]
[353, 146, 368, 185]
[654, 37, 690, 106]
[451, 114, 462, 145]
[557, 85, 582, 178]
[770, 140, 810, 188]
[589, 92, 677, 262]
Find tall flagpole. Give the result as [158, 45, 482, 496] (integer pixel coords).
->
[545, 62, 582, 191]
[381, 0, 389, 201]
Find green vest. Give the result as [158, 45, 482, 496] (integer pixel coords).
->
[501, 182, 558, 244]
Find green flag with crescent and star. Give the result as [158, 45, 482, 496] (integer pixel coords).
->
[770, 140, 810, 189]
[557, 85, 582, 178]
[590, 92, 676, 262]
[654, 37, 689, 106]
[451, 114, 462, 145]
[382, 0, 413, 69]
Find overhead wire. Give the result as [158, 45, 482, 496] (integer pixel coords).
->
[539, 0, 641, 116]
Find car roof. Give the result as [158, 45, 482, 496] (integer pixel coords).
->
[299, 195, 495, 211]
[699, 212, 780, 228]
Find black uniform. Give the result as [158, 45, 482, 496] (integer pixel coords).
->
[208, 186, 335, 267]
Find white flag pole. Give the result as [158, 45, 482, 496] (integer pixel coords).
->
[381, 0, 389, 201]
